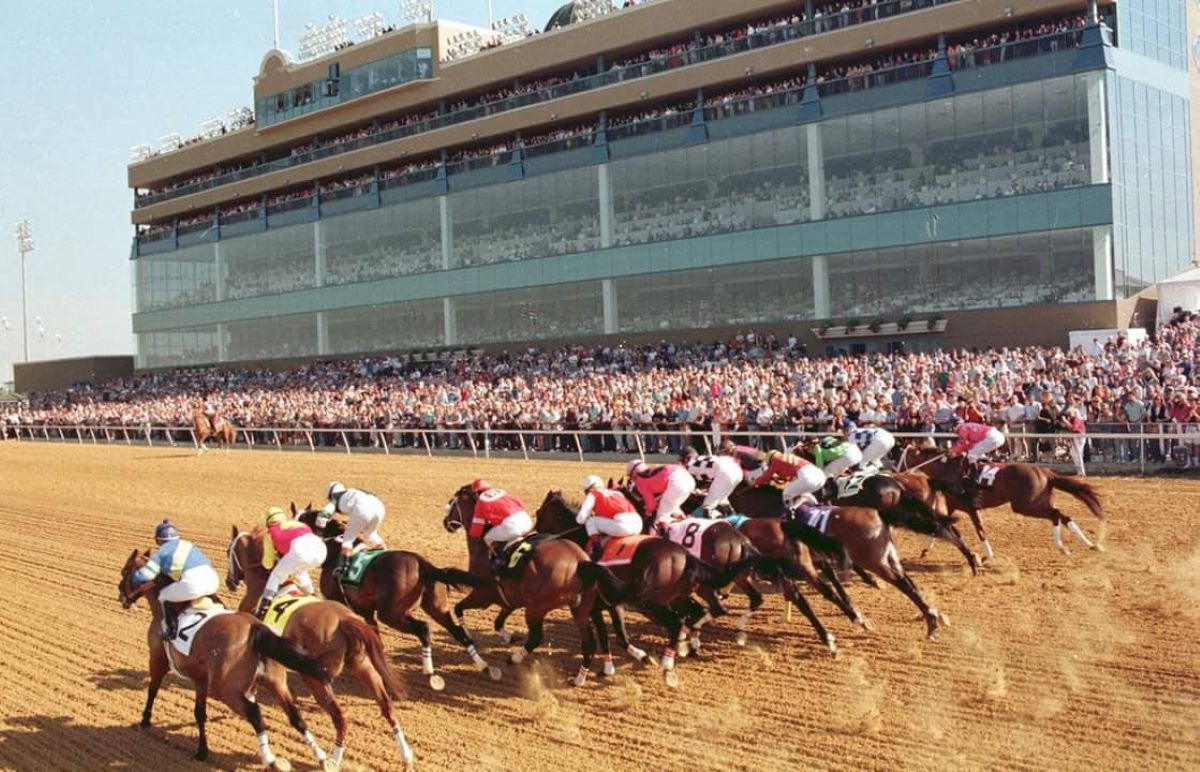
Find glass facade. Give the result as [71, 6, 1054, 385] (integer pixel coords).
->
[226, 314, 318, 362]
[135, 243, 216, 312]
[326, 300, 444, 353]
[255, 47, 434, 127]
[323, 199, 441, 285]
[224, 226, 316, 300]
[455, 283, 604, 344]
[1116, 0, 1188, 70]
[136, 325, 220, 369]
[1108, 76, 1194, 296]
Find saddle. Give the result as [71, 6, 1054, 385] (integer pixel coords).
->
[970, 463, 1003, 488]
[341, 549, 387, 586]
[492, 534, 551, 577]
[785, 503, 835, 535]
[836, 469, 880, 499]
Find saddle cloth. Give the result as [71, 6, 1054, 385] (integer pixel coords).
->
[788, 504, 835, 535]
[665, 517, 722, 560]
[342, 549, 387, 585]
[263, 590, 320, 635]
[496, 534, 552, 576]
[836, 469, 879, 499]
[597, 535, 655, 567]
[976, 464, 1003, 487]
[169, 603, 233, 657]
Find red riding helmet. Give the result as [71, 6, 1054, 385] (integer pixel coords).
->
[470, 479, 492, 494]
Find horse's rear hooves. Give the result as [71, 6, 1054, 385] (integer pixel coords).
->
[735, 631, 747, 647]
[1092, 544, 1106, 553]
[321, 759, 339, 772]
[428, 674, 446, 691]
[485, 665, 503, 681]
[664, 670, 680, 688]
[269, 758, 291, 772]
[938, 612, 951, 627]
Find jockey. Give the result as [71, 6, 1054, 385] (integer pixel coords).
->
[718, 439, 766, 478]
[849, 426, 896, 471]
[575, 475, 642, 560]
[256, 507, 327, 619]
[202, 400, 220, 432]
[317, 482, 387, 574]
[951, 421, 1007, 467]
[750, 449, 826, 509]
[680, 445, 744, 517]
[132, 519, 220, 640]
[810, 436, 864, 500]
[627, 459, 696, 533]
[467, 479, 534, 565]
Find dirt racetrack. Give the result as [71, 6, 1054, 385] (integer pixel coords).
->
[0, 443, 1197, 771]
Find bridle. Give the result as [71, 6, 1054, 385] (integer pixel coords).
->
[226, 531, 253, 590]
[443, 488, 471, 534]
[897, 445, 947, 473]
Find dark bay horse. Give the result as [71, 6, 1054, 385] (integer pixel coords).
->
[119, 549, 330, 769]
[444, 484, 608, 687]
[288, 508, 503, 686]
[226, 532, 419, 769]
[192, 408, 235, 454]
[536, 491, 848, 658]
[898, 446, 1106, 556]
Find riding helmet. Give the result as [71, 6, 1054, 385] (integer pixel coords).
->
[154, 519, 180, 542]
[583, 475, 604, 492]
[327, 481, 346, 498]
[264, 506, 287, 526]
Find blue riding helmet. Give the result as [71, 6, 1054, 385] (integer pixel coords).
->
[154, 519, 180, 542]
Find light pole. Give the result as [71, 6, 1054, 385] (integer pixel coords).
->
[14, 221, 33, 363]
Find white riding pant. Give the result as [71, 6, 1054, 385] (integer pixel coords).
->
[655, 471, 697, 523]
[701, 458, 744, 511]
[782, 465, 827, 507]
[585, 512, 643, 539]
[823, 446, 863, 478]
[159, 564, 220, 604]
[264, 533, 327, 597]
[966, 428, 1007, 462]
[340, 499, 386, 551]
[859, 431, 896, 468]
[483, 511, 534, 548]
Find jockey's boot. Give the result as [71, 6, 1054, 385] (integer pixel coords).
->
[332, 552, 349, 578]
[255, 591, 275, 620]
[715, 502, 734, 518]
[821, 477, 839, 502]
[163, 602, 179, 640]
[584, 535, 602, 561]
[489, 547, 506, 576]
[653, 521, 669, 539]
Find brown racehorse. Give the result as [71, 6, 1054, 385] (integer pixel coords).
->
[192, 408, 235, 454]
[897, 445, 1106, 556]
[118, 549, 331, 769]
[285, 508, 503, 686]
[444, 484, 608, 687]
[225, 532, 418, 770]
[536, 491, 852, 657]
[724, 486, 948, 639]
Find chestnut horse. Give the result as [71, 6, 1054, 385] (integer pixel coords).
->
[192, 408, 235, 454]
[444, 484, 609, 687]
[287, 507, 503, 687]
[118, 549, 331, 769]
[225, 531, 418, 769]
[897, 445, 1105, 556]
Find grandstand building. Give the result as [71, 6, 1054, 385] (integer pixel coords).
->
[128, 0, 1198, 368]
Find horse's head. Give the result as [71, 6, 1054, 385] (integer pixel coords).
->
[225, 524, 264, 592]
[443, 485, 475, 535]
[534, 490, 571, 533]
[117, 548, 154, 609]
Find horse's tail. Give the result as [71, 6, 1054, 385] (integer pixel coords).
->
[880, 492, 958, 536]
[780, 519, 844, 558]
[250, 624, 329, 681]
[576, 561, 631, 606]
[419, 557, 487, 591]
[1049, 472, 1105, 521]
[338, 615, 405, 701]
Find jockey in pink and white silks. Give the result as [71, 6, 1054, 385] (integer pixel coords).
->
[679, 446, 744, 516]
[951, 421, 1006, 462]
[627, 459, 696, 530]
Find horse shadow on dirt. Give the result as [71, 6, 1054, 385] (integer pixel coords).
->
[0, 713, 263, 770]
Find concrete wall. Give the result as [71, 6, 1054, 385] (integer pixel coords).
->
[15, 356, 135, 394]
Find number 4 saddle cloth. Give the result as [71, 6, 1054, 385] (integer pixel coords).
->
[262, 587, 321, 636]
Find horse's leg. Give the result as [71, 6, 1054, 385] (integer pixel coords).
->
[729, 575, 764, 648]
[239, 693, 288, 770]
[385, 612, 440, 686]
[804, 554, 871, 630]
[777, 576, 837, 656]
[348, 651, 415, 769]
[640, 604, 684, 686]
[589, 604, 616, 676]
[260, 663, 327, 767]
[1047, 510, 1070, 555]
[570, 601, 598, 687]
[871, 542, 943, 640]
[939, 524, 981, 576]
[491, 605, 522, 644]
[511, 608, 547, 664]
[962, 502, 993, 560]
[692, 583, 730, 653]
[140, 646, 169, 728]
[192, 682, 209, 761]
[1057, 508, 1099, 550]
[303, 676, 348, 769]
[452, 585, 498, 642]
[852, 562, 882, 589]
[607, 604, 648, 664]
[421, 586, 499, 680]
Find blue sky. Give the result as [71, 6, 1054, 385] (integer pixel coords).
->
[0, 0, 566, 381]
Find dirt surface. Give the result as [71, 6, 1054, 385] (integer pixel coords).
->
[0, 443, 1197, 771]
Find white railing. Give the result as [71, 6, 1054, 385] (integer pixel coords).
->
[2, 422, 1196, 474]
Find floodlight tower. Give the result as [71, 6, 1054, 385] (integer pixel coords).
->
[13, 221, 34, 362]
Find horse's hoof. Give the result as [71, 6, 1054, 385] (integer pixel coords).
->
[572, 669, 589, 688]
[270, 758, 292, 772]
[428, 674, 446, 691]
[857, 615, 875, 632]
[735, 631, 748, 647]
[509, 647, 527, 665]
[321, 760, 339, 772]
[486, 665, 503, 682]
[827, 639, 838, 658]
[194, 749, 208, 762]
[938, 611, 952, 627]
[1092, 543, 1105, 553]
[602, 659, 616, 677]
[139, 719, 151, 730]
[918, 550, 930, 560]
[664, 670, 680, 689]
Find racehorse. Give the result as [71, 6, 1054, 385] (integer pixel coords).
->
[192, 408, 235, 454]
[536, 491, 846, 657]
[722, 486, 948, 639]
[286, 507, 503, 686]
[225, 532, 421, 770]
[118, 549, 331, 769]
[444, 484, 609, 687]
[897, 445, 1106, 555]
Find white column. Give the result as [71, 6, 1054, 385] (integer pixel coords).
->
[1085, 72, 1109, 185]
[216, 322, 227, 362]
[812, 255, 830, 319]
[807, 123, 826, 221]
[213, 242, 225, 302]
[316, 312, 329, 355]
[1092, 225, 1114, 300]
[443, 297, 456, 345]
[598, 164, 613, 248]
[439, 196, 452, 269]
[602, 278, 617, 333]
[314, 220, 326, 286]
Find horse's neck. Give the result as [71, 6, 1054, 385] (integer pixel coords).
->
[145, 591, 164, 621]
[466, 537, 489, 576]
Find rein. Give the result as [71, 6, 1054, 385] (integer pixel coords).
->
[226, 531, 251, 584]
[907, 452, 947, 473]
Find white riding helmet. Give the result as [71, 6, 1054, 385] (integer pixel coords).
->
[327, 481, 347, 499]
[583, 475, 604, 492]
